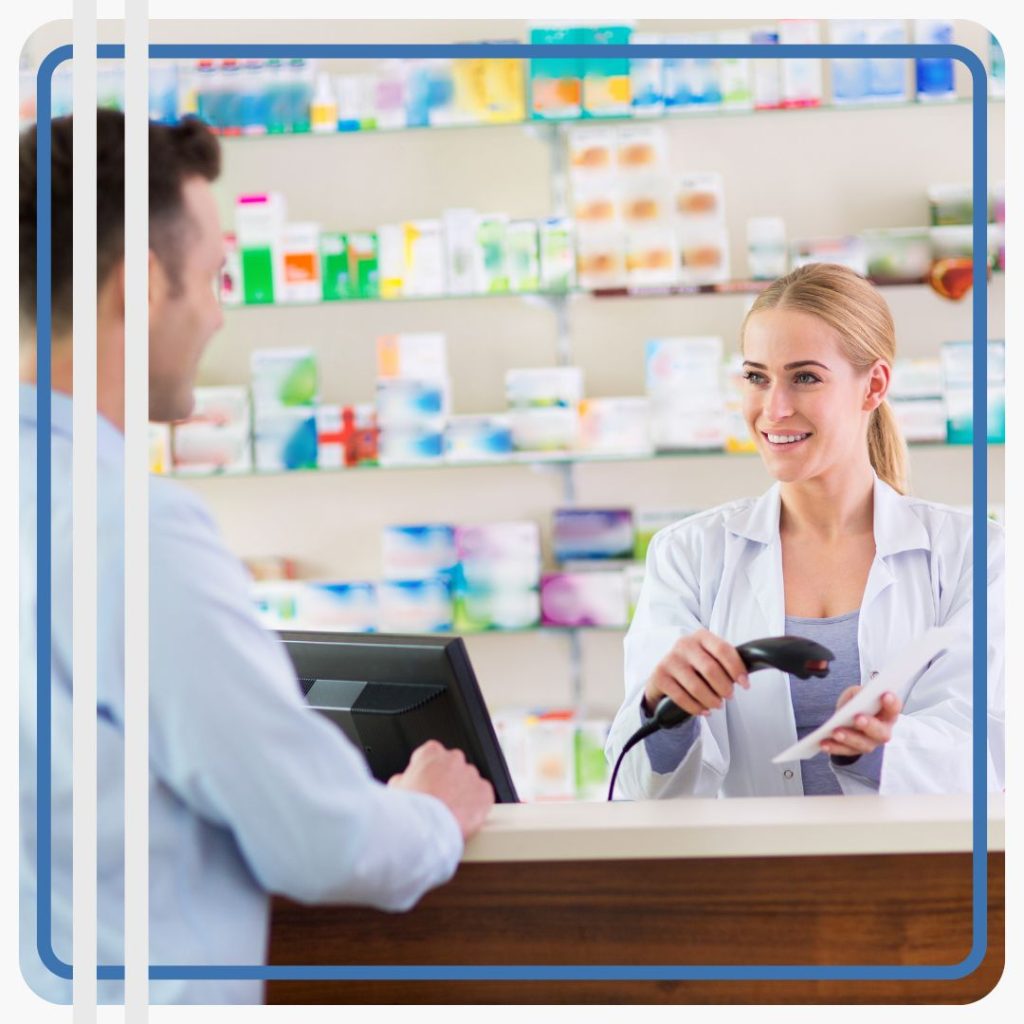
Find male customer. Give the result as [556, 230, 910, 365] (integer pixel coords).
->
[19, 109, 494, 1004]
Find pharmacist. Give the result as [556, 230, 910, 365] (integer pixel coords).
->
[606, 263, 1004, 800]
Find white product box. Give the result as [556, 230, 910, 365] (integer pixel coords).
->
[442, 208, 481, 295]
[376, 332, 448, 381]
[402, 219, 445, 297]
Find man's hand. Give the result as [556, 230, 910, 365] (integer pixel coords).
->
[388, 740, 495, 840]
[820, 689, 902, 759]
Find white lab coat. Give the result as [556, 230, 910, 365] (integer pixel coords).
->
[606, 474, 1004, 799]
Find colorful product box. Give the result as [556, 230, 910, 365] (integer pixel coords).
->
[778, 20, 823, 108]
[251, 580, 302, 630]
[278, 222, 321, 303]
[575, 227, 627, 290]
[577, 396, 652, 454]
[236, 192, 286, 305]
[633, 508, 701, 562]
[455, 522, 542, 589]
[553, 508, 635, 561]
[378, 578, 453, 633]
[750, 26, 782, 109]
[250, 348, 319, 408]
[442, 208, 481, 295]
[382, 523, 458, 582]
[377, 332, 448, 380]
[219, 233, 242, 307]
[863, 228, 932, 284]
[475, 214, 510, 293]
[790, 236, 868, 276]
[890, 358, 943, 400]
[319, 232, 350, 301]
[508, 408, 579, 452]
[539, 218, 577, 292]
[253, 406, 318, 471]
[663, 32, 722, 110]
[718, 30, 754, 110]
[377, 223, 405, 299]
[507, 221, 541, 293]
[645, 336, 724, 396]
[346, 231, 379, 299]
[315, 404, 346, 469]
[402, 219, 446, 297]
[506, 366, 584, 409]
[915, 20, 956, 102]
[299, 581, 378, 632]
[375, 378, 450, 426]
[629, 32, 664, 117]
[444, 414, 514, 462]
[529, 25, 583, 121]
[568, 126, 617, 179]
[891, 398, 947, 443]
[941, 340, 1005, 444]
[580, 24, 633, 118]
[377, 426, 446, 466]
[625, 563, 646, 622]
[541, 570, 629, 628]
[453, 586, 541, 633]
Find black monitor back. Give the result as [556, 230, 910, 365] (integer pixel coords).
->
[279, 630, 518, 803]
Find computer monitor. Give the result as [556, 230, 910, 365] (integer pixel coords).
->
[279, 630, 519, 804]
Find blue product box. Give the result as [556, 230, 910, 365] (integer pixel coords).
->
[553, 508, 635, 561]
[382, 524, 458, 582]
[378, 578, 453, 633]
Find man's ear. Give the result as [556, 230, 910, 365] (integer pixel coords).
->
[864, 359, 891, 412]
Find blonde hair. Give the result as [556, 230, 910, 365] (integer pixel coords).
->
[740, 263, 908, 495]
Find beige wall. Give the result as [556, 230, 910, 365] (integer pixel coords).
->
[23, 19, 1005, 716]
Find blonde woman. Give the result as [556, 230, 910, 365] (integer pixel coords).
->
[606, 263, 1004, 799]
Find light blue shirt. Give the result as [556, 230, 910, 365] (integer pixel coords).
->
[19, 384, 463, 1004]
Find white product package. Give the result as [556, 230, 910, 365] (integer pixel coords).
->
[772, 625, 958, 762]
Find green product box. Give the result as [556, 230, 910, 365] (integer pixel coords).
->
[240, 245, 275, 305]
[477, 216, 510, 293]
[320, 232, 350, 302]
[574, 722, 610, 799]
[346, 231, 379, 299]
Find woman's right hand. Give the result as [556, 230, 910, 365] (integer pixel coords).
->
[642, 628, 751, 718]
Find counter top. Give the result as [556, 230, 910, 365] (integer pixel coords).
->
[462, 792, 1004, 863]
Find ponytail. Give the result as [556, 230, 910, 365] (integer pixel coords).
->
[868, 401, 908, 495]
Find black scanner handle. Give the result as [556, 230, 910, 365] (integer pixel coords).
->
[651, 635, 835, 730]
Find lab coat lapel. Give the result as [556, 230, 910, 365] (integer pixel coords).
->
[726, 487, 796, 784]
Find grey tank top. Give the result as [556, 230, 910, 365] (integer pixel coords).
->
[785, 610, 864, 795]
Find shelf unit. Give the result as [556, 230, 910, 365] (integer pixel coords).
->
[187, 28, 1004, 722]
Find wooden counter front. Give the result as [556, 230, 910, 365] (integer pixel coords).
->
[265, 794, 1004, 1004]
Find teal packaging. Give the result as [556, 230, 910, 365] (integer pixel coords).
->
[580, 24, 633, 118]
[529, 25, 583, 120]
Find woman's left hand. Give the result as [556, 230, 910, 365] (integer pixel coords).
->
[819, 688, 902, 758]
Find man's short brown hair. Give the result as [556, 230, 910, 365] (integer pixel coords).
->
[19, 108, 221, 336]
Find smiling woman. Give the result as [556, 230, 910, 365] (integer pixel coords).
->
[605, 263, 1004, 801]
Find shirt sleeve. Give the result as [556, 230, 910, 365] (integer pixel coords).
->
[141, 479, 463, 909]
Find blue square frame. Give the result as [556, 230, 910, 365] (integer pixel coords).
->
[33, 38, 991, 986]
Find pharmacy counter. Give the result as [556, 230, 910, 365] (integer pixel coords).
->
[266, 793, 1004, 1005]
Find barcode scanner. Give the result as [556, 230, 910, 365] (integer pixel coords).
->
[607, 635, 834, 800]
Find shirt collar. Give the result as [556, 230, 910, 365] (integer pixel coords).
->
[20, 382, 126, 461]
[724, 472, 932, 557]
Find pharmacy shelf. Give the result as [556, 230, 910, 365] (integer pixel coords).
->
[214, 94, 1001, 145]
[170, 440, 992, 483]
[223, 271, 1003, 314]
[275, 623, 628, 637]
